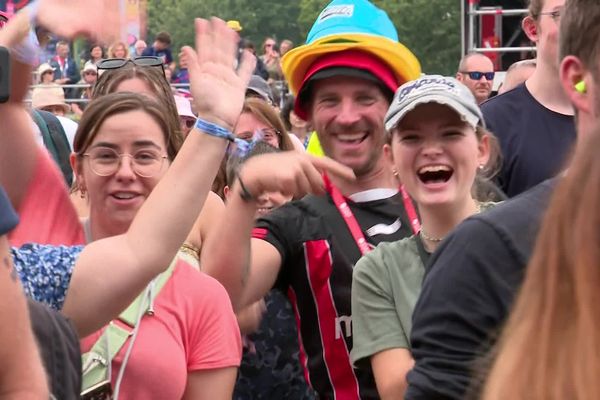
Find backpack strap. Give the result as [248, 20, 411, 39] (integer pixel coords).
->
[81, 256, 178, 395]
[32, 109, 73, 187]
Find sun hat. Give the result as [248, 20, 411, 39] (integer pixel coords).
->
[385, 75, 485, 132]
[246, 75, 274, 105]
[31, 85, 70, 114]
[282, 0, 421, 105]
[226, 20, 243, 32]
[174, 95, 195, 119]
[82, 61, 98, 74]
[37, 63, 56, 76]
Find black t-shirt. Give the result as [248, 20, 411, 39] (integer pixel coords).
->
[253, 191, 413, 400]
[0, 186, 18, 235]
[405, 179, 556, 400]
[482, 84, 575, 197]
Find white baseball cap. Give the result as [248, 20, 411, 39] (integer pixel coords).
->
[385, 75, 484, 132]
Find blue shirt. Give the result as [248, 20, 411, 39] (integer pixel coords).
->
[141, 46, 173, 65]
[11, 244, 83, 311]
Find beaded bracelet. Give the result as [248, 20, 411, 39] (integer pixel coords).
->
[194, 117, 235, 142]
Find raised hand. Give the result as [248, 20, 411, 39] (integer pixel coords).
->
[182, 18, 256, 131]
[36, 0, 120, 43]
[238, 152, 356, 200]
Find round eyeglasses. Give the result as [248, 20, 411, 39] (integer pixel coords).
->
[82, 147, 168, 178]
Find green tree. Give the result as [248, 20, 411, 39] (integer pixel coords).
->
[147, 0, 304, 60]
[147, 0, 460, 74]
[377, 0, 461, 75]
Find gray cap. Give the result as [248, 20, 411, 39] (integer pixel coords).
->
[385, 75, 484, 132]
[246, 75, 274, 105]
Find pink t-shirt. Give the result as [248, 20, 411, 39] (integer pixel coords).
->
[9, 148, 84, 246]
[81, 259, 242, 399]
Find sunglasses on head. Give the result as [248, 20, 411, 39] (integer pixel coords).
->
[97, 56, 165, 73]
[462, 71, 495, 81]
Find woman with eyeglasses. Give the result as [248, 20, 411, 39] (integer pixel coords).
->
[350, 75, 501, 399]
[1, 10, 255, 399]
[234, 97, 295, 151]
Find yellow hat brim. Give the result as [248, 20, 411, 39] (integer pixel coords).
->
[282, 33, 421, 96]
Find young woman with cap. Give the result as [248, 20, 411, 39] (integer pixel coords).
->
[350, 75, 500, 399]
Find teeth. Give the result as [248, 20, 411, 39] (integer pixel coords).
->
[114, 193, 136, 200]
[418, 165, 452, 174]
[337, 133, 366, 142]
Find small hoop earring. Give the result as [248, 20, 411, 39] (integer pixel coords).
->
[392, 169, 399, 177]
[79, 187, 87, 199]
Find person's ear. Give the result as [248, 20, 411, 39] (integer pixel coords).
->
[456, 72, 464, 82]
[522, 16, 539, 43]
[477, 132, 491, 169]
[70, 152, 86, 191]
[383, 142, 398, 178]
[223, 185, 231, 200]
[560, 55, 591, 115]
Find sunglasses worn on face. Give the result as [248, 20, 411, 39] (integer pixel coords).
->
[462, 71, 495, 81]
[97, 56, 165, 73]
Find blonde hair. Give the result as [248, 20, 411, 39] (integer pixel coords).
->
[482, 127, 600, 400]
[108, 41, 130, 59]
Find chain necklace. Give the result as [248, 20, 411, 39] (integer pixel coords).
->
[419, 202, 482, 243]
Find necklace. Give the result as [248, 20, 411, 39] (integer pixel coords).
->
[419, 202, 483, 243]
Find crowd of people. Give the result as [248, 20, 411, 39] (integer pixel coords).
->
[0, 0, 598, 398]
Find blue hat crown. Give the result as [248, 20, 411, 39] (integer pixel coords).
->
[306, 0, 399, 44]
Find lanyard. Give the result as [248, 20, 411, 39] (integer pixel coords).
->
[323, 174, 421, 257]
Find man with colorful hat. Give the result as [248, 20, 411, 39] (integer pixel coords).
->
[204, 1, 421, 398]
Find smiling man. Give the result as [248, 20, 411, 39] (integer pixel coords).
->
[202, 0, 422, 398]
[456, 52, 495, 104]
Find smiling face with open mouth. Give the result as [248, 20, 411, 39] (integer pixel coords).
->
[387, 103, 489, 209]
[309, 76, 389, 177]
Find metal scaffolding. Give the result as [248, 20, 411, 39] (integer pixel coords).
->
[462, 1, 535, 57]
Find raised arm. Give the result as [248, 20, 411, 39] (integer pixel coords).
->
[201, 151, 354, 311]
[0, 0, 119, 207]
[62, 17, 256, 336]
[0, 190, 48, 399]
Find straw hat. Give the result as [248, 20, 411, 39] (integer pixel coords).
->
[31, 85, 70, 114]
[37, 63, 56, 76]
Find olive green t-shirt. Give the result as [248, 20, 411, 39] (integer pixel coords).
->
[350, 235, 425, 367]
[350, 202, 498, 367]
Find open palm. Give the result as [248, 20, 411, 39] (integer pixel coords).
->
[36, 0, 120, 42]
[182, 18, 256, 130]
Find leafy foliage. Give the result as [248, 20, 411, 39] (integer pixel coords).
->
[147, 0, 460, 74]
